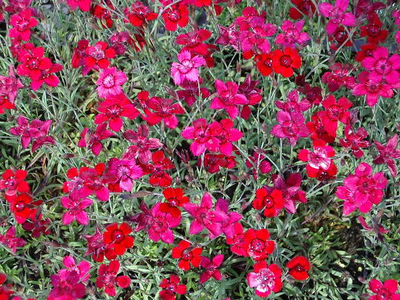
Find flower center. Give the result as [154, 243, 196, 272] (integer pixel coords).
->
[280, 55, 292, 67]
[102, 74, 115, 88]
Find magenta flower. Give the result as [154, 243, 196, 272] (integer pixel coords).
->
[61, 192, 93, 226]
[215, 198, 242, 239]
[94, 93, 140, 132]
[96, 67, 127, 98]
[183, 192, 227, 238]
[10, 116, 55, 151]
[239, 18, 276, 56]
[122, 124, 163, 163]
[96, 260, 131, 297]
[271, 111, 309, 146]
[276, 20, 310, 48]
[49, 264, 87, 300]
[199, 254, 224, 284]
[61, 256, 90, 283]
[373, 134, 400, 177]
[210, 80, 248, 119]
[340, 126, 371, 159]
[318, 0, 356, 35]
[273, 173, 307, 214]
[214, 119, 243, 156]
[144, 97, 184, 129]
[336, 162, 388, 215]
[106, 158, 143, 191]
[275, 90, 311, 113]
[171, 50, 205, 85]
[215, 23, 240, 51]
[0, 66, 24, 105]
[9, 8, 38, 41]
[0, 226, 26, 253]
[83, 227, 108, 262]
[182, 118, 221, 156]
[247, 261, 283, 298]
[368, 279, 400, 300]
[148, 203, 180, 244]
[78, 123, 114, 156]
[352, 71, 394, 107]
[361, 47, 400, 85]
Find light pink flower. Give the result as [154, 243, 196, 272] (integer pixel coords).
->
[171, 50, 205, 85]
[96, 67, 127, 98]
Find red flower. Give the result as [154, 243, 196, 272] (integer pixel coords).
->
[289, 0, 316, 20]
[243, 229, 275, 261]
[91, 2, 114, 28]
[144, 97, 184, 129]
[95, 93, 139, 132]
[159, 275, 187, 300]
[319, 95, 353, 134]
[83, 227, 107, 262]
[360, 15, 388, 44]
[175, 29, 212, 56]
[146, 151, 175, 187]
[160, 188, 190, 218]
[9, 193, 37, 224]
[162, 4, 189, 31]
[97, 260, 131, 297]
[171, 241, 202, 271]
[0, 169, 30, 197]
[124, 1, 157, 27]
[287, 256, 311, 280]
[226, 223, 247, 257]
[9, 8, 38, 41]
[340, 126, 371, 158]
[84, 41, 116, 72]
[17, 44, 52, 80]
[253, 188, 284, 217]
[103, 223, 134, 257]
[307, 112, 336, 144]
[271, 47, 302, 78]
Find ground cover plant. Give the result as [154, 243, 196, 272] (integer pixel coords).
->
[0, 0, 399, 299]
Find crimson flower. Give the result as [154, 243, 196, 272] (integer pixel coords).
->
[287, 256, 311, 280]
[122, 124, 163, 163]
[200, 254, 224, 284]
[340, 126, 371, 158]
[275, 90, 311, 113]
[103, 223, 134, 256]
[124, 1, 157, 27]
[238, 75, 262, 119]
[255, 53, 273, 77]
[95, 93, 139, 132]
[162, 4, 189, 31]
[373, 134, 400, 177]
[175, 29, 212, 56]
[247, 261, 282, 298]
[289, 0, 316, 20]
[144, 97, 184, 129]
[171, 241, 202, 271]
[0, 66, 23, 113]
[97, 260, 131, 297]
[307, 112, 336, 144]
[216, 119, 243, 156]
[0, 226, 26, 253]
[184, 192, 227, 238]
[273, 173, 307, 214]
[245, 151, 272, 180]
[319, 95, 353, 134]
[78, 124, 114, 156]
[360, 15, 388, 44]
[271, 47, 302, 78]
[210, 80, 248, 119]
[243, 229, 275, 261]
[159, 275, 187, 300]
[253, 188, 284, 218]
[83, 227, 108, 262]
[145, 150, 175, 187]
[368, 279, 400, 300]
[9, 8, 37, 41]
[322, 63, 355, 92]
[9, 193, 37, 224]
[84, 41, 115, 72]
[336, 162, 387, 215]
[200, 153, 237, 174]
[91, 2, 114, 28]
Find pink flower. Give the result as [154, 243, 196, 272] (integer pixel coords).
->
[319, 95, 353, 134]
[181, 118, 221, 156]
[96, 67, 127, 98]
[340, 126, 371, 159]
[148, 203, 180, 244]
[373, 134, 400, 177]
[318, 0, 356, 35]
[96, 260, 131, 297]
[0, 66, 23, 105]
[271, 111, 309, 146]
[183, 192, 227, 238]
[275, 90, 311, 113]
[200, 254, 224, 284]
[78, 123, 114, 156]
[368, 279, 400, 300]
[106, 158, 143, 191]
[49, 264, 87, 300]
[336, 162, 388, 215]
[0, 169, 30, 197]
[0, 226, 26, 253]
[362, 47, 400, 85]
[94, 93, 140, 132]
[67, 0, 91, 11]
[276, 20, 310, 48]
[215, 119, 243, 156]
[215, 198, 242, 239]
[210, 80, 248, 119]
[247, 261, 282, 298]
[61, 256, 90, 282]
[171, 50, 205, 85]
[352, 71, 394, 107]
[273, 173, 307, 214]
[61, 192, 93, 225]
[122, 124, 163, 163]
